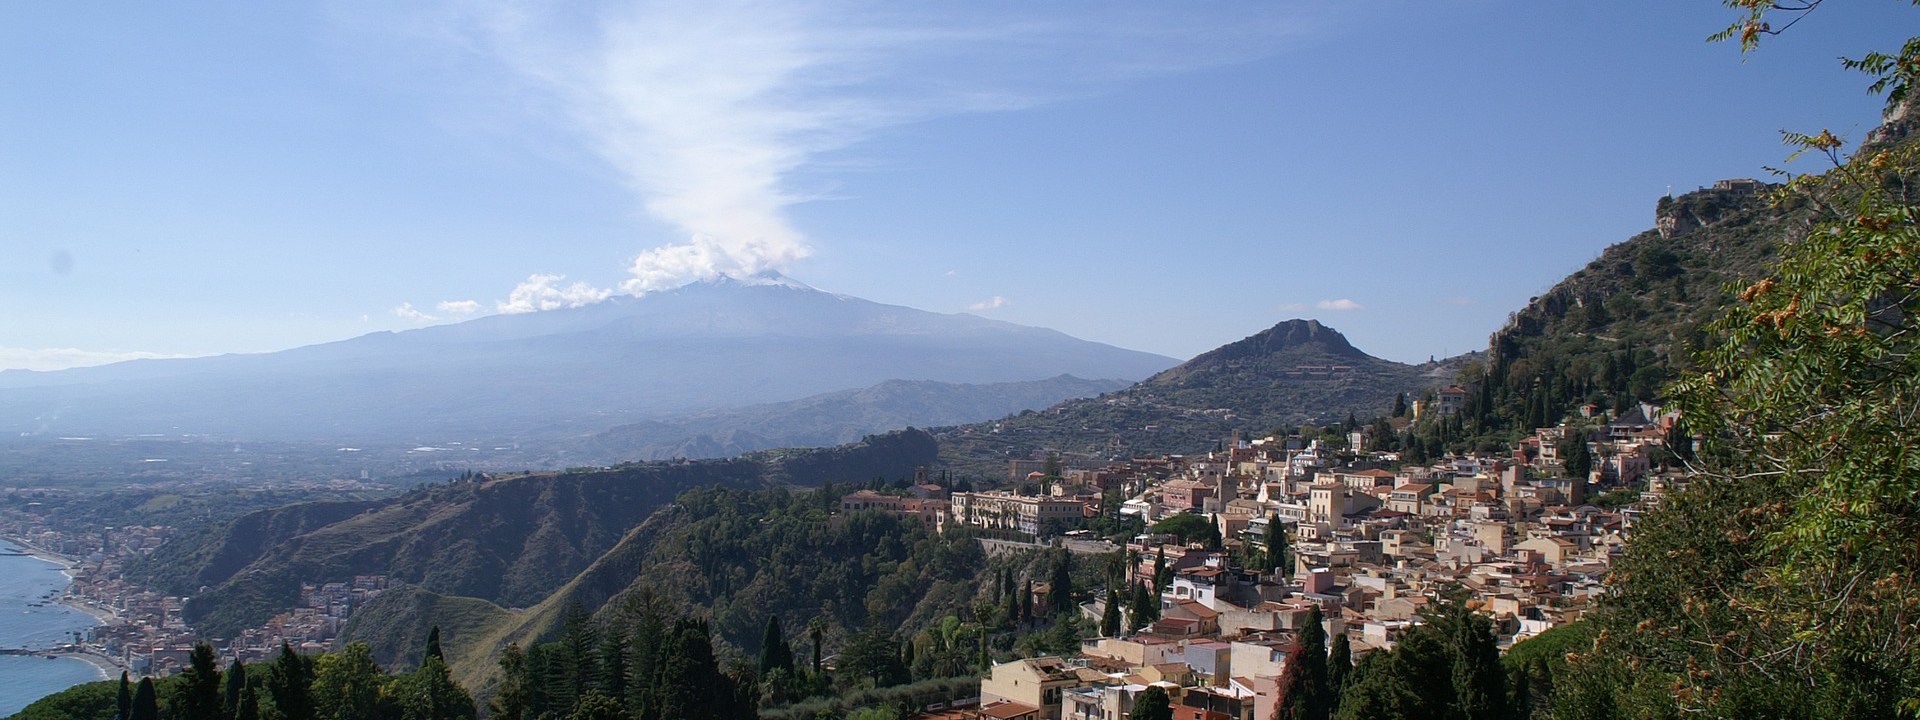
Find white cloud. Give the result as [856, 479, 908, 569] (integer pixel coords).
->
[1316, 298, 1363, 311]
[967, 295, 1011, 311]
[391, 303, 439, 322]
[436, 299, 484, 315]
[0, 347, 195, 373]
[426, 1, 1313, 298]
[496, 273, 614, 314]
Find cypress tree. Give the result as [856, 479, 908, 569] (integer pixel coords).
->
[806, 617, 827, 673]
[1100, 587, 1122, 637]
[1151, 549, 1168, 594]
[1265, 514, 1289, 577]
[425, 626, 444, 663]
[1506, 663, 1533, 720]
[117, 671, 131, 720]
[224, 659, 247, 720]
[130, 678, 159, 720]
[1449, 607, 1507, 720]
[1048, 552, 1074, 617]
[1296, 605, 1329, 720]
[234, 686, 259, 720]
[1129, 581, 1158, 630]
[758, 616, 792, 674]
[1327, 633, 1352, 716]
[1020, 579, 1033, 624]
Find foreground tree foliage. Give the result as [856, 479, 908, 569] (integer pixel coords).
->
[1333, 598, 1506, 720]
[1555, 4, 1920, 717]
[9, 638, 477, 720]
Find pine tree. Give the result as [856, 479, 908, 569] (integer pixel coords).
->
[265, 641, 316, 720]
[597, 625, 628, 703]
[488, 644, 534, 720]
[169, 642, 225, 720]
[314, 642, 387, 720]
[1129, 686, 1171, 720]
[393, 655, 477, 720]
[556, 603, 598, 708]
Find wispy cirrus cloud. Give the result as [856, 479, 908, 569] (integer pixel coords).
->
[394, 1, 1315, 305]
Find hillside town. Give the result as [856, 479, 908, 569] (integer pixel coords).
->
[0, 488, 394, 677]
[846, 401, 1683, 720]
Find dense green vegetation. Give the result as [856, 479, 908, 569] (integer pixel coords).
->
[125, 430, 938, 639]
[8, 641, 475, 720]
[1539, 8, 1920, 717]
[384, 483, 1119, 717]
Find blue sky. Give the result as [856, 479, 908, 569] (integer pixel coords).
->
[1, 1, 1910, 371]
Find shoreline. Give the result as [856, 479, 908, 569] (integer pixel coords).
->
[49, 650, 120, 680]
[0, 536, 80, 568]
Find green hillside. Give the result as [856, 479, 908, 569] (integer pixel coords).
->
[133, 430, 941, 638]
[1469, 179, 1793, 430]
[934, 319, 1465, 476]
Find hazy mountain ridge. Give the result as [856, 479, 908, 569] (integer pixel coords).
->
[0, 277, 1174, 443]
[580, 374, 1129, 462]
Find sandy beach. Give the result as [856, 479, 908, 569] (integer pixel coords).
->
[49, 650, 119, 679]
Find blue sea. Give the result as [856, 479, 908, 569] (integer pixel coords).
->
[0, 539, 106, 717]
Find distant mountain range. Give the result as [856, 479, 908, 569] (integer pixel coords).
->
[0, 275, 1173, 445]
[578, 374, 1129, 462]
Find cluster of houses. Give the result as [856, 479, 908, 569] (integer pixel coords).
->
[864, 404, 1687, 720]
